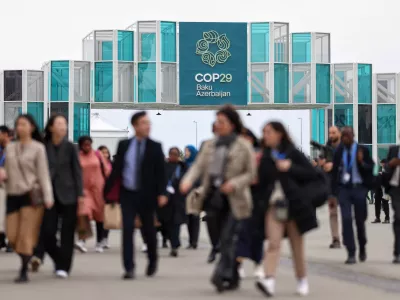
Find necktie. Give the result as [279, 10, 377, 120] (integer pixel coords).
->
[135, 140, 142, 189]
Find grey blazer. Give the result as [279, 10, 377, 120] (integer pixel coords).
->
[46, 139, 83, 205]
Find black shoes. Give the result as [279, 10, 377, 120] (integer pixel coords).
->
[371, 219, 381, 224]
[186, 244, 198, 250]
[345, 256, 356, 265]
[359, 249, 367, 263]
[146, 261, 158, 277]
[345, 249, 366, 264]
[123, 270, 135, 280]
[162, 240, 168, 249]
[393, 256, 400, 264]
[383, 219, 390, 224]
[207, 249, 218, 264]
[329, 239, 341, 249]
[170, 249, 178, 257]
[14, 271, 29, 284]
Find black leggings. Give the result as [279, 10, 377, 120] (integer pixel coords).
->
[95, 222, 109, 244]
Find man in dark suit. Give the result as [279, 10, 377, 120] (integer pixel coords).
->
[383, 145, 400, 264]
[372, 159, 390, 224]
[104, 111, 167, 279]
[331, 127, 375, 265]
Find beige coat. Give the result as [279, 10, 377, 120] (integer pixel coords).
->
[183, 137, 256, 220]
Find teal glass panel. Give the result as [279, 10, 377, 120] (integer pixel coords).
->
[292, 33, 311, 63]
[118, 31, 134, 61]
[50, 61, 69, 102]
[251, 72, 265, 103]
[334, 104, 353, 128]
[377, 104, 396, 144]
[251, 23, 270, 63]
[95, 62, 113, 102]
[274, 63, 289, 103]
[293, 71, 311, 103]
[311, 109, 325, 144]
[90, 69, 94, 99]
[358, 64, 372, 104]
[378, 146, 390, 162]
[161, 22, 176, 62]
[134, 75, 137, 102]
[141, 33, 156, 61]
[334, 71, 345, 103]
[274, 42, 284, 63]
[138, 63, 156, 103]
[102, 41, 113, 60]
[27, 102, 44, 130]
[316, 64, 331, 103]
[73, 103, 90, 142]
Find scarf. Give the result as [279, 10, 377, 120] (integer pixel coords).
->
[185, 145, 198, 167]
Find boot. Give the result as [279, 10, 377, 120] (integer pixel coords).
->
[15, 255, 30, 283]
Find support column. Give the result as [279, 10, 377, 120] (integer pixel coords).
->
[372, 74, 378, 163]
[156, 20, 161, 103]
[0, 72, 4, 124]
[353, 63, 359, 138]
[68, 61, 74, 140]
[22, 70, 28, 113]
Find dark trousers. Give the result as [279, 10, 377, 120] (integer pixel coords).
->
[35, 201, 77, 273]
[95, 222, 109, 244]
[374, 194, 390, 221]
[187, 214, 200, 247]
[388, 187, 400, 256]
[338, 186, 368, 256]
[236, 217, 263, 264]
[120, 188, 157, 272]
[205, 211, 222, 251]
[169, 223, 181, 249]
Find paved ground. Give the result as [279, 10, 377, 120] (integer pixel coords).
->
[1, 203, 399, 299]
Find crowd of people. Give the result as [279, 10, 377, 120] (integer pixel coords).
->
[0, 104, 399, 298]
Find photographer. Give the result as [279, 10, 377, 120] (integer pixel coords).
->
[372, 159, 390, 224]
[312, 126, 341, 249]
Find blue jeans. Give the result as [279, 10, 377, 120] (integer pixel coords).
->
[338, 186, 368, 256]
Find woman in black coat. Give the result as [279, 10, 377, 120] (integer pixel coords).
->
[256, 122, 319, 297]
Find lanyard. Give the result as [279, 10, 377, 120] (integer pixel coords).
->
[271, 150, 286, 160]
[342, 143, 357, 172]
[168, 165, 181, 187]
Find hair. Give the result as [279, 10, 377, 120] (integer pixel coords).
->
[131, 111, 147, 126]
[15, 114, 44, 143]
[0, 125, 10, 136]
[242, 127, 260, 148]
[98, 145, 111, 160]
[265, 121, 293, 149]
[44, 114, 68, 142]
[78, 136, 93, 149]
[212, 122, 216, 133]
[381, 158, 387, 164]
[216, 105, 243, 134]
[169, 147, 180, 155]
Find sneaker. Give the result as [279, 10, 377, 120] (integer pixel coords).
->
[74, 240, 88, 253]
[238, 264, 246, 279]
[141, 244, 148, 253]
[256, 277, 275, 297]
[95, 244, 104, 253]
[101, 239, 110, 249]
[30, 256, 42, 273]
[296, 278, 309, 296]
[254, 264, 264, 279]
[55, 270, 68, 279]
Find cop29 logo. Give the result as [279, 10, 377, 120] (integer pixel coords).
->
[195, 30, 231, 67]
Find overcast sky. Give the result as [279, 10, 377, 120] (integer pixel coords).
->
[1, 0, 398, 153]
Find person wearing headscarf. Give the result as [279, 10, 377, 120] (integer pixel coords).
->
[184, 145, 200, 249]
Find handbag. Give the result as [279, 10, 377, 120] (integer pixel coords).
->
[104, 203, 122, 229]
[76, 215, 93, 240]
[15, 144, 44, 206]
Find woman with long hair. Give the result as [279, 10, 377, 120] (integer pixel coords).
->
[30, 114, 83, 278]
[180, 105, 256, 292]
[184, 145, 200, 250]
[75, 136, 110, 253]
[256, 121, 319, 297]
[0, 114, 53, 283]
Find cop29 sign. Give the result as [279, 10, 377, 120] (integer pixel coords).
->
[179, 22, 247, 106]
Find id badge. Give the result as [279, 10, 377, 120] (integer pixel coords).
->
[343, 173, 351, 183]
[166, 186, 175, 194]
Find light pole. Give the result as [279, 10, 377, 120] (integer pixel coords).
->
[193, 121, 198, 149]
[298, 117, 303, 152]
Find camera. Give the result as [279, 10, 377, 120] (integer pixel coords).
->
[310, 140, 334, 162]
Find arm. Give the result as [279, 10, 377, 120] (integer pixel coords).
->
[227, 143, 257, 191]
[182, 141, 209, 185]
[37, 145, 54, 206]
[70, 144, 83, 197]
[155, 143, 167, 197]
[358, 146, 374, 172]
[288, 150, 319, 180]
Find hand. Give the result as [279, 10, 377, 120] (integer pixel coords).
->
[276, 159, 292, 172]
[180, 181, 193, 195]
[357, 150, 364, 163]
[323, 162, 333, 172]
[220, 182, 235, 194]
[388, 158, 400, 168]
[78, 196, 85, 203]
[45, 201, 54, 209]
[158, 195, 168, 207]
[0, 168, 6, 182]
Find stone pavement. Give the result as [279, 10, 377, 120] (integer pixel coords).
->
[0, 204, 399, 299]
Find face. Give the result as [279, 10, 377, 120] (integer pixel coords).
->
[51, 116, 68, 139]
[169, 149, 180, 163]
[133, 115, 151, 138]
[328, 127, 340, 143]
[263, 124, 282, 148]
[184, 148, 191, 159]
[341, 129, 354, 147]
[0, 132, 7, 146]
[100, 148, 110, 159]
[16, 117, 34, 139]
[215, 114, 234, 136]
[318, 157, 326, 166]
[81, 139, 92, 154]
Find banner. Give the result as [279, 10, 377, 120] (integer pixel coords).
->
[179, 22, 247, 106]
